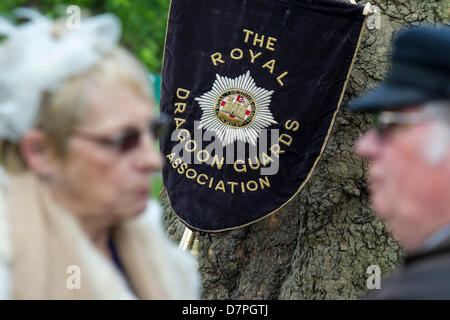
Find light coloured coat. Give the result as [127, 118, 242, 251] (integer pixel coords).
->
[0, 168, 200, 299]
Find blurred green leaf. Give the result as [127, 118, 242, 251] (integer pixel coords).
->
[0, 1, 169, 197]
[0, 0, 169, 72]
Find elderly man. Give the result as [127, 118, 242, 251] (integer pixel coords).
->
[346, 25, 450, 299]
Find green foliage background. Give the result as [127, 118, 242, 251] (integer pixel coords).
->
[0, 1, 169, 199]
[0, 0, 170, 73]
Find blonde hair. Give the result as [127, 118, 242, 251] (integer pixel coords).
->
[1, 46, 153, 173]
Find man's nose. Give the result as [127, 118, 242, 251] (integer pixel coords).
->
[355, 129, 382, 160]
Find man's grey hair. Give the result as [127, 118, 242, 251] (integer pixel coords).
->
[422, 100, 450, 165]
[426, 100, 450, 124]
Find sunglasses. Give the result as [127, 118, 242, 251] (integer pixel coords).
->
[374, 109, 437, 138]
[373, 101, 450, 138]
[74, 114, 170, 153]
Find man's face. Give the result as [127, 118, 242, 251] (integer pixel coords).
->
[355, 106, 450, 252]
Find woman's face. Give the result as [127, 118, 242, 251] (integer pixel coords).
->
[50, 82, 161, 224]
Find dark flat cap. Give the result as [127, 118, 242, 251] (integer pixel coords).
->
[346, 25, 450, 112]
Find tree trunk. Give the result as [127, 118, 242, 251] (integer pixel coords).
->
[160, 0, 446, 299]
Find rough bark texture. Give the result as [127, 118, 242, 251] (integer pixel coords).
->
[160, 0, 447, 299]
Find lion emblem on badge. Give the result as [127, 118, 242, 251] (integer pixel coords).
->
[195, 71, 277, 146]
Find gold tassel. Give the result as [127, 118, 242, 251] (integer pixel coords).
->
[179, 227, 194, 251]
[179, 227, 199, 258]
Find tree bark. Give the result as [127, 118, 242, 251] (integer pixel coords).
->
[160, 0, 446, 299]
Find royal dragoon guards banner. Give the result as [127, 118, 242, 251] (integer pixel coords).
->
[160, 0, 366, 232]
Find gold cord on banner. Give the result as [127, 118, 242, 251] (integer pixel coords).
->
[163, 0, 370, 234]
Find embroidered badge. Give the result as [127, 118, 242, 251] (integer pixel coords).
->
[195, 71, 276, 146]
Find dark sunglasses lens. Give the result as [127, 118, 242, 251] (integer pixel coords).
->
[150, 117, 170, 140]
[119, 130, 140, 153]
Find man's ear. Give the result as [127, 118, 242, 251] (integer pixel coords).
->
[20, 129, 57, 177]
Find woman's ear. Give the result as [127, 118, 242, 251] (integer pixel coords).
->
[20, 129, 57, 178]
